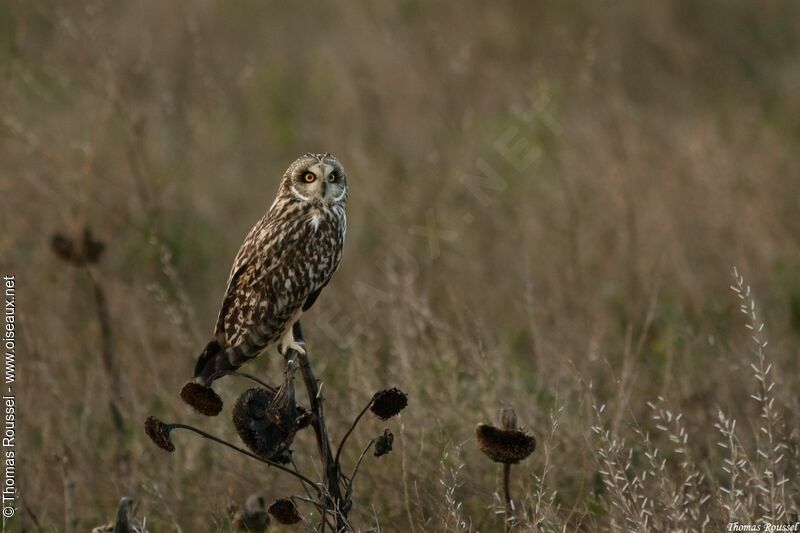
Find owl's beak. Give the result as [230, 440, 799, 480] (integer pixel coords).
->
[320, 181, 327, 196]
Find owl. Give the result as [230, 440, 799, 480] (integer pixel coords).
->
[190, 153, 347, 388]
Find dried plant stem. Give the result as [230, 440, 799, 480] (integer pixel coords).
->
[289, 321, 350, 530]
[295, 347, 349, 531]
[730, 267, 788, 523]
[57, 452, 77, 533]
[168, 423, 320, 494]
[335, 398, 373, 467]
[346, 439, 375, 500]
[503, 463, 512, 533]
[87, 266, 127, 459]
[400, 424, 419, 533]
[230, 371, 277, 393]
[292, 456, 317, 503]
[22, 499, 45, 533]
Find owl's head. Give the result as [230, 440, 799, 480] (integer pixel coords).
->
[282, 153, 348, 207]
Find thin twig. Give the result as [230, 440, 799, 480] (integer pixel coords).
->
[86, 265, 129, 475]
[57, 451, 77, 533]
[291, 492, 336, 529]
[335, 398, 374, 467]
[291, 456, 317, 503]
[22, 500, 45, 533]
[230, 371, 277, 393]
[347, 439, 376, 500]
[169, 424, 320, 494]
[503, 463, 512, 533]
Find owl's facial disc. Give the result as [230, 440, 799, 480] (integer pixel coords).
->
[292, 160, 347, 206]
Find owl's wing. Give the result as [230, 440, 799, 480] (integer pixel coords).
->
[214, 218, 333, 350]
[302, 278, 330, 311]
[212, 214, 281, 342]
[213, 259, 250, 341]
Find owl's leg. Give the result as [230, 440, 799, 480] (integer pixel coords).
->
[278, 329, 306, 355]
[278, 313, 306, 356]
[293, 320, 305, 342]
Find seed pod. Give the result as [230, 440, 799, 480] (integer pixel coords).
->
[144, 416, 175, 452]
[229, 494, 270, 532]
[180, 382, 224, 416]
[476, 408, 536, 464]
[50, 227, 105, 266]
[232, 361, 300, 462]
[370, 388, 408, 420]
[268, 498, 302, 525]
[374, 429, 394, 457]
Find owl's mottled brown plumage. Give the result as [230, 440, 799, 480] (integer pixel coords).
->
[191, 153, 347, 388]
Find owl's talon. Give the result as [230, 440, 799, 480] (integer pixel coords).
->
[280, 339, 306, 356]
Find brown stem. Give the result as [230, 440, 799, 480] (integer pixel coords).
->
[169, 423, 320, 494]
[503, 463, 513, 533]
[346, 439, 375, 501]
[292, 321, 350, 531]
[296, 350, 349, 526]
[230, 371, 277, 393]
[86, 266, 127, 465]
[334, 398, 374, 467]
[57, 451, 77, 533]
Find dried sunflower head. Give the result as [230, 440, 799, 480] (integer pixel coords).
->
[370, 388, 408, 420]
[233, 364, 301, 463]
[268, 498, 301, 525]
[144, 416, 175, 452]
[180, 382, 223, 416]
[229, 494, 269, 532]
[374, 429, 394, 457]
[50, 227, 105, 266]
[476, 408, 536, 464]
[233, 388, 287, 461]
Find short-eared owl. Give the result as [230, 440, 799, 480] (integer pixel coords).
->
[191, 153, 347, 387]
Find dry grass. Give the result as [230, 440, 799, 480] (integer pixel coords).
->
[3, 0, 800, 530]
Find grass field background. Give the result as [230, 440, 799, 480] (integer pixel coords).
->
[2, 1, 800, 530]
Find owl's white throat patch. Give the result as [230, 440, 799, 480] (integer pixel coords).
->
[309, 213, 322, 231]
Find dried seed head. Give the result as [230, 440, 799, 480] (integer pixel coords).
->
[51, 233, 77, 263]
[50, 228, 105, 266]
[144, 416, 175, 452]
[229, 494, 269, 532]
[180, 382, 223, 416]
[268, 498, 301, 525]
[374, 429, 394, 457]
[370, 388, 408, 420]
[232, 385, 299, 463]
[92, 497, 136, 533]
[476, 423, 536, 464]
[82, 228, 106, 264]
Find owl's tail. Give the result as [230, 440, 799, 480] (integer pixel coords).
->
[192, 339, 238, 386]
[192, 335, 269, 387]
[184, 338, 271, 415]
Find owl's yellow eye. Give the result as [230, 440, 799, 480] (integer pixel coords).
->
[302, 172, 316, 183]
[328, 172, 337, 183]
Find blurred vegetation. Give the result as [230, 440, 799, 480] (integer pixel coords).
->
[1, 0, 799, 530]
